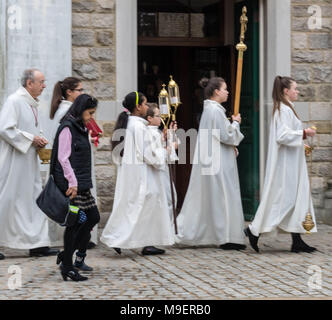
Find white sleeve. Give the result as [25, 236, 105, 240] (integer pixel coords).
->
[0, 99, 34, 153]
[212, 110, 244, 146]
[275, 109, 303, 147]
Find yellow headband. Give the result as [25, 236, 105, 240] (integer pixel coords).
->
[135, 91, 139, 106]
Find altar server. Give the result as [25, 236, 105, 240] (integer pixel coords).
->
[100, 92, 174, 255]
[176, 77, 246, 250]
[245, 76, 317, 253]
[0, 69, 58, 257]
[146, 103, 179, 224]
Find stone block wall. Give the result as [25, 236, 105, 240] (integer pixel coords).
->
[291, 0, 332, 222]
[72, 0, 116, 226]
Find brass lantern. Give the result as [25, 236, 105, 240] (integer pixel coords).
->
[158, 84, 171, 128]
[168, 75, 181, 121]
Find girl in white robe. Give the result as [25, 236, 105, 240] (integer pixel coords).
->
[245, 76, 317, 253]
[48, 78, 98, 246]
[176, 77, 246, 250]
[100, 92, 174, 255]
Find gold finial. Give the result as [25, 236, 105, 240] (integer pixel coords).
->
[240, 6, 248, 42]
[169, 75, 176, 88]
[236, 6, 248, 52]
[160, 83, 168, 97]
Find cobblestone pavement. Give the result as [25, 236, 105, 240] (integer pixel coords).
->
[0, 223, 331, 300]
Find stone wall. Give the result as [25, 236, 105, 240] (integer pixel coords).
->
[291, 0, 332, 223]
[72, 0, 116, 226]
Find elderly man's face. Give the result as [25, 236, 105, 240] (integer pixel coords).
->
[26, 71, 46, 99]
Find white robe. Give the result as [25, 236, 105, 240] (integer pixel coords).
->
[100, 116, 174, 249]
[176, 99, 245, 246]
[47, 100, 98, 246]
[147, 126, 178, 224]
[249, 103, 317, 236]
[0, 87, 50, 249]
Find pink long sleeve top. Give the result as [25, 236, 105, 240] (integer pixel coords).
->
[57, 127, 78, 188]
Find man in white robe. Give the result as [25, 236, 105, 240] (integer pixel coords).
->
[0, 69, 59, 258]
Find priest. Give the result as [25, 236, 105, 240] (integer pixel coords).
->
[0, 69, 59, 258]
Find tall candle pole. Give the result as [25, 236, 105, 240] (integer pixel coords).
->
[233, 6, 248, 116]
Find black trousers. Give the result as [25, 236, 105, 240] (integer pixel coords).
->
[63, 206, 100, 267]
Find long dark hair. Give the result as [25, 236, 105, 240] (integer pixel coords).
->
[272, 76, 299, 118]
[62, 94, 98, 127]
[199, 77, 226, 99]
[111, 91, 146, 151]
[50, 77, 81, 119]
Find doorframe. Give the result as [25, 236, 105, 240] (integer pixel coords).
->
[259, 0, 291, 196]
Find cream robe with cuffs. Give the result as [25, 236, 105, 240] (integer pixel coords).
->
[249, 102, 317, 236]
[100, 116, 174, 249]
[147, 125, 178, 224]
[176, 99, 245, 246]
[47, 100, 99, 246]
[0, 87, 50, 249]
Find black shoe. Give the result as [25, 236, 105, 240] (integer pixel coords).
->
[244, 227, 260, 253]
[56, 251, 64, 265]
[74, 252, 93, 272]
[219, 243, 247, 250]
[60, 265, 88, 282]
[291, 233, 317, 253]
[142, 246, 165, 256]
[113, 248, 121, 255]
[0, 253, 5, 260]
[29, 247, 60, 257]
[87, 242, 96, 250]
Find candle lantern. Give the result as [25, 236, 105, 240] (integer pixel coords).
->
[158, 84, 171, 127]
[168, 75, 181, 121]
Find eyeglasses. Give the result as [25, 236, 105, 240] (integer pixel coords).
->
[73, 88, 84, 92]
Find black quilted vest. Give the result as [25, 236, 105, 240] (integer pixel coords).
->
[51, 118, 92, 193]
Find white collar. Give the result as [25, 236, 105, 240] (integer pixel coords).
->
[205, 99, 226, 112]
[16, 86, 39, 108]
[148, 125, 159, 130]
[130, 115, 149, 126]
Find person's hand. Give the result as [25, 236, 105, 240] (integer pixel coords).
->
[232, 114, 242, 124]
[66, 186, 78, 200]
[169, 121, 178, 131]
[33, 136, 48, 149]
[234, 147, 239, 157]
[305, 128, 316, 137]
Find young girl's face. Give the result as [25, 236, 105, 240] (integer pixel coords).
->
[82, 107, 96, 124]
[137, 97, 149, 118]
[215, 82, 229, 103]
[284, 81, 299, 102]
[67, 82, 83, 102]
[148, 108, 161, 127]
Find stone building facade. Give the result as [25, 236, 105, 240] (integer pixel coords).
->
[291, 0, 332, 224]
[70, 0, 332, 227]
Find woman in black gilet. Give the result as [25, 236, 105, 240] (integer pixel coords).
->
[51, 94, 100, 281]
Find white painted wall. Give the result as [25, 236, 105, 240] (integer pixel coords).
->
[0, 0, 71, 137]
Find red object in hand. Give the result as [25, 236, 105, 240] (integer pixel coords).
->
[86, 118, 103, 147]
